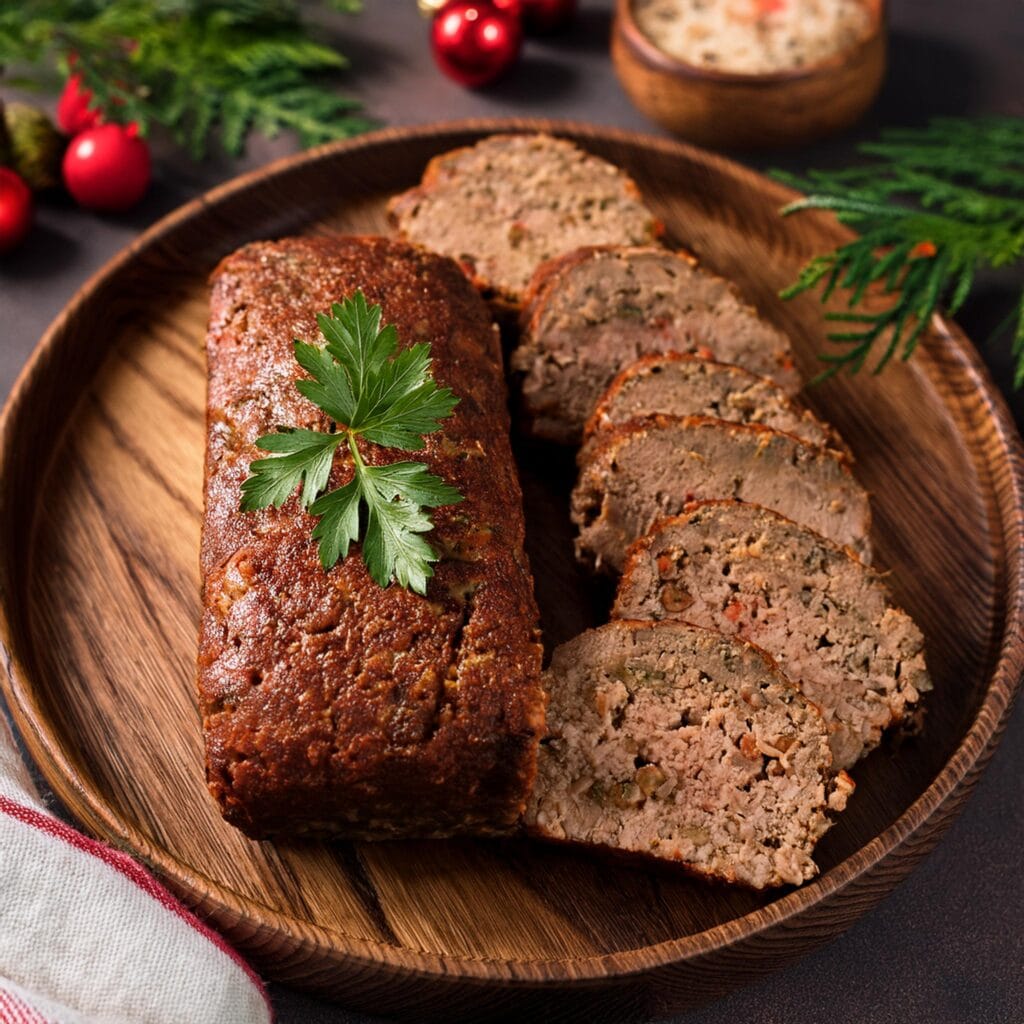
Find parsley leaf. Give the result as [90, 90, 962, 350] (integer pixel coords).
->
[308, 476, 361, 570]
[312, 293, 459, 445]
[311, 459, 461, 593]
[240, 428, 343, 510]
[239, 293, 464, 594]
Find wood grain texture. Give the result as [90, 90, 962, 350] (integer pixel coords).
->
[611, 0, 887, 149]
[0, 120, 1021, 1020]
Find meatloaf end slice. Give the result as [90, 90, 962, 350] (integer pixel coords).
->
[614, 502, 931, 768]
[572, 415, 871, 573]
[387, 134, 661, 311]
[524, 619, 850, 889]
[583, 353, 851, 460]
[511, 245, 801, 444]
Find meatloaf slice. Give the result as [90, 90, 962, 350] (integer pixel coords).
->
[572, 415, 871, 572]
[387, 134, 661, 310]
[524, 620, 850, 889]
[200, 236, 546, 840]
[583, 353, 850, 459]
[511, 245, 801, 444]
[614, 502, 931, 768]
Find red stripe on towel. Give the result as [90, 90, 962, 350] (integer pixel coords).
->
[0, 794, 270, 1014]
[0, 984, 52, 1024]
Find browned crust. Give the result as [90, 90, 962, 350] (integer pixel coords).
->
[199, 235, 545, 840]
[582, 352, 853, 460]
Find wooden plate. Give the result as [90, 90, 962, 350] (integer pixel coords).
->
[1, 120, 1022, 1020]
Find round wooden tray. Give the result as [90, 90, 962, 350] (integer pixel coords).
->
[1, 120, 1022, 1020]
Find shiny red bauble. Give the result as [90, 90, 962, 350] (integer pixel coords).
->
[56, 74, 103, 136]
[0, 168, 33, 254]
[62, 123, 151, 212]
[431, 1, 523, 88]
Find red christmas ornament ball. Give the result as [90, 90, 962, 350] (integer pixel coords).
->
[432, 1, 523, 88]
[0, 168, 33, 254]
[56, 74, 103, 136]
[62, 123, 151, 212]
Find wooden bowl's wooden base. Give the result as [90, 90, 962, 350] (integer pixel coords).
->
[0, 121, 1021, 1019]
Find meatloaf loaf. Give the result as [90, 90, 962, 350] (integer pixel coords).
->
[572, 415, 871, 572]
[387, 134, 661, 310]
[583, 353, 850, 459]
[200, 235, 545, 840]
[525, 620, 851, 888]
[511, 245, 801, 444]
[614, 502, 931, 768]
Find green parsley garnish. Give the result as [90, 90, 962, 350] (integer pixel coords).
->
[240, 292, 463, 595]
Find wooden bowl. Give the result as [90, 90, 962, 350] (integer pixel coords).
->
[612, 0, 887, 149]
[0, 120, 1021, 1020]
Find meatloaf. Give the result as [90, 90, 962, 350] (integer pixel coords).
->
[511, 245, 801, 444]
[387, 134, 661, 311]
[583, 353, 850, 459]
[614, 502, 930, 768]
[572, 415, 871, 572]
[200, 235, 546, 840]
[525, 620, 851, 889]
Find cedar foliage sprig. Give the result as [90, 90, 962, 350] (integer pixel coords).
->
[240, 293, 463, 595]
[0, 1, 372, 158]
[776, 118, 1024, 384]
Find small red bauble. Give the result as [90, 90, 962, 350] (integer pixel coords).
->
[62, 123, 151, 212]
[0, 168, 33, 254]
[56, 74, 103, 137]
[432, 1, 523, 88]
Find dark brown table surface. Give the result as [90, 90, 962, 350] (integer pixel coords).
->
[3, 1, 1023, 1021]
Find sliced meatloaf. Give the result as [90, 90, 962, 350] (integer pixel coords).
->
[583, 353, 850, 459]
[614, 502, 931, 768]
[572, 415, 871, 572]
[200, 236, 546, 840]
[524, 620, 850, 889]
[387, 134, 661, 310]
[511, 245, 801, 444]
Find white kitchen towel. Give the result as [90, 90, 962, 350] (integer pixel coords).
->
[0, 711, 272, 1024]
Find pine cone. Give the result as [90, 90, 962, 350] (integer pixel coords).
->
[2, 102, 65, 191]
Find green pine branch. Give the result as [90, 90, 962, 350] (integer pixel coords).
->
[0, 1, 373, 158]
[776, 117, 1024, 385]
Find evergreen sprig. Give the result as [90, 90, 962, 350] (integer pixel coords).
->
[776, 117, 1024, 384]
[0, 1, 372, 158]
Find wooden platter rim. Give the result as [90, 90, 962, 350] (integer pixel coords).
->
[1, 118, 1022, 986]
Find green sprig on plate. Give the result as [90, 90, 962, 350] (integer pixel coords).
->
[777, 117, 1024, 385]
